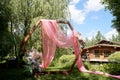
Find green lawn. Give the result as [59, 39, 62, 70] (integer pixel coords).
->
[0, 67, 118, 80]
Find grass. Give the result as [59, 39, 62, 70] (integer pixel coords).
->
[0, 67, 118, 80]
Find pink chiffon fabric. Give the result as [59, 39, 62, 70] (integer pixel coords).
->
[40, 19, 120, 79]
[40, 19, 73, 68]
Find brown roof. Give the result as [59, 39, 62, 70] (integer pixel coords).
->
[96, 40, 120, 45]
[84, 44, 120, 50]
[83, 40, 120, 51]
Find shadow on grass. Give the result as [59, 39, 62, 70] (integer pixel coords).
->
[0, 67, 118, 80]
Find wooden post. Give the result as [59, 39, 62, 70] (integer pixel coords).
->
[20, 19, 41, 51]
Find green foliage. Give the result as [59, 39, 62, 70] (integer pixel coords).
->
[84, 31, 106, 47]
[0, 0, 13, 61]
[108, 51, 120, 61]
[49, 47, 73, 67]
[83, 61, 120, 76]
[0, 67, 117, 80]
[110, 33, 120, 42]
[84, 62, 120, 76]
[84, 30, 120, 48]
[0, 32, 15, 60]
[103, 63, 120, 75]
[23, 64, 33, 76]
[56, 48, 73, 57]
[111, 34, 117, 41]
[9, 0, 70, 34]
[95, 31, 105, 42]
[0, 0, 71, 62]
[117, 33, 120, 42]
[103, 51, 120, 75]
[83, 62, 106, 72]
[102, 0, 120, 32]
[58, 54, 75, 68]
[83, 61, 90, 70]
[84, 37, 95, 47]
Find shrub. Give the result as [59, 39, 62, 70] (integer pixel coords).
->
[23, 64, 33, 77]
[104, 51, 120, 75]
[83, 61, 90, 70]
[58, 55, 75, 68]
[108, 51, 120, 61]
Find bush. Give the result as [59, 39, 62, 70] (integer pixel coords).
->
[104, 51, 120, 75]
[104, 63, 120, 75]
[58, 55, 75, 68]
[108, 51, 120, 61]
[83, 61, 90, 70]
[23, 65, 33, 77]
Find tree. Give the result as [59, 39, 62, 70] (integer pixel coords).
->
[116, 33, 120, 42]
[106, 51, 120, 75]
[0, 0, 71, 62]
[84, 37, 96, 47]
[0, 0, 14, 61]
[111, 34, 117, 42]
[84, 31, 106, 47]
[9, 0, 70, 36]
[9, 0, 70, 47]
[95, 31, 105, 42]
[102, 0, 120, 33]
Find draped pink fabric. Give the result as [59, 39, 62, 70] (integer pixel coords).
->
[40, 19, 120, 79]
[40, 19, 73, 68]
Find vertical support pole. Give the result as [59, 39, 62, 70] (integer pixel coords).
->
[20, 19, 41, 51]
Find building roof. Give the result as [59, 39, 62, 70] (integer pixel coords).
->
[84, 44, 120, 50]
[83, 40, 120, 51]
[96, 40, 120, 45]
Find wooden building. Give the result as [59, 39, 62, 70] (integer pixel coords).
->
[82, 40, 120, 61]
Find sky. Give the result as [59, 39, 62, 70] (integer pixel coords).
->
[68, 0, 118, 40]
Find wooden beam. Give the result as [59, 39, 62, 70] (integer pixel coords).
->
[57, 20, 74, 31]
[20, 19, 41, 51]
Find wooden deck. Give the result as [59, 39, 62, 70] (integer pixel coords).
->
[82, 59, 120, 64]
[82, 59, 108, 62]
[82, 59, 120, 63]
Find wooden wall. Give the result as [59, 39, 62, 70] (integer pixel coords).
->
[82, 46, 120, 60]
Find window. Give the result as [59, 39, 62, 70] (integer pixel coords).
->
[104, 50, 110, 57]
[94, 50, 99, 57]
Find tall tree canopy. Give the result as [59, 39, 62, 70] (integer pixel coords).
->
[102, 0, 120, 33]
[95, 31, 105, 42]
[9, 0, 71, 51]
[0, 0, 71, 61]
[9, 0, 70, 36]
[0, 0, 13, 60]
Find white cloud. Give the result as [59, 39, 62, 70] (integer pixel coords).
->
[68, 0, 85, 24]
[84, 0, 104, 12]
[69, 0, 80, 5]
[69, 5, 85, 24]
[104, 29, 118, 40]
[85, 29, 118, 40]
[68, 0, 104, 25]
[85, 30, 98, 40]
[68, 0, 117, 41]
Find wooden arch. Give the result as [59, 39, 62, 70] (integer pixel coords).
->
[20, 19, 82, 75]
